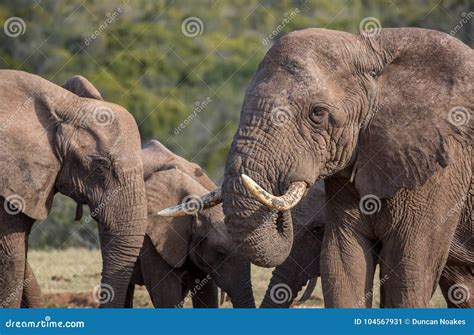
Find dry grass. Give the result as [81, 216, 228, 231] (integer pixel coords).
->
[28, 248, 446, 308]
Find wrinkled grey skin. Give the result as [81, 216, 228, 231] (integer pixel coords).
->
[0, 71, 147, 307]
[261, 182, 473, 308]
[222, 28, 473, 307]
[127, 140, 254, 308]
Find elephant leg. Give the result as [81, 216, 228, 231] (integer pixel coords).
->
[439, 265, 473, 308]
[321, 228, 377, 307]
[378, 173, 468, 307]
[139, 236, 184, 307]
[20, 261, 44, 308]
[187, 265, 218, 308]
[124, 283, 135, 308]
[379, 219, 459, 307]
[0, 205, 34, 308]
[321, 180, 377, 308]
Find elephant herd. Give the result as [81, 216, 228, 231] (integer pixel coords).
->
[0, 27, 472, 309]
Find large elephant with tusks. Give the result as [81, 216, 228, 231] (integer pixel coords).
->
[159, 28, 473, 308]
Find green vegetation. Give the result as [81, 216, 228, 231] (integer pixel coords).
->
[0, 0, 471, 248]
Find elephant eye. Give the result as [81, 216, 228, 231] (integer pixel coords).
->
[91, 157, 111, 174]
[309, 106, 328, 125]
[311, 223, 324, 234]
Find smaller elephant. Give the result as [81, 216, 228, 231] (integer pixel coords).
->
[261, 182, 473, 308]
[126, 140, 255, 308]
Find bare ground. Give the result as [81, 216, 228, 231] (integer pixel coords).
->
[28, 248, 446, 308]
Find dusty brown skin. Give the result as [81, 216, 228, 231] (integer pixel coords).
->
[0, 72, 147, 307]
[261, 182, 473, 308]
[221, 28, 473, 307]
[126, 140, 254, 308]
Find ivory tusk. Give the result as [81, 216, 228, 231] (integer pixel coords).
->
[157, 188, 222, 217]
[241, 174, 306, 211]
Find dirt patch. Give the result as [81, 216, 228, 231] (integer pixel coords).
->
[44, 292, 98, 308]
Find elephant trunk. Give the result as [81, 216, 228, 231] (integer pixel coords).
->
[227, 263, 255, 308]
[261, 225, 323, 308]
[230, 281, 255, 308]
[260, 265, 309, 308]
[95, 169, 147, 308]
[223, 164, 293, 268]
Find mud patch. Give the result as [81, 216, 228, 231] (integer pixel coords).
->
[44, 292, 97, 308]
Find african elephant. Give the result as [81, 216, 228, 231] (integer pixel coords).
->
[261, 182, 473, 308]
[125, 140, 255, 308]
[0, 71, 148, 307]
[159, 28, 472, 307]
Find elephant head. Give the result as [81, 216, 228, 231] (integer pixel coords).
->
[0, 71, 148, 307]
[158, 28, 472, 267]
[261, 182, 327, 307]
[143, 140, 255, 308]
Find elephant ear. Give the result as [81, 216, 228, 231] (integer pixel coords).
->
[0, 72, 66, 219]
[145, 168, 211, 268]
[141, 140, 216, 191]
[62, 75, 103, 100]
[354, 28, 473, 199]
